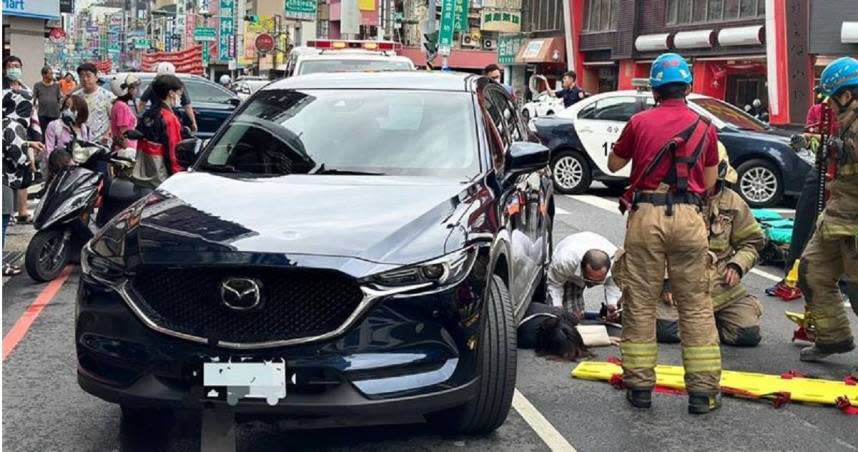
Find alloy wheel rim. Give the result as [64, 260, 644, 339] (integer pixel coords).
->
[740, 167, 777, 203]
[38, 236, 63, 273]
[555, 156, 583, 190]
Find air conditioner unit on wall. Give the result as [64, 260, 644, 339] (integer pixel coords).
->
[482, 39, 496, 50]
[462, 34, 478, 47]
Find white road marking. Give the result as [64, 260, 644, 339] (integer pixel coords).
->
[555, 207, 571, 215]
[565, 195, 854, 308]
[513, 389, 577, 452]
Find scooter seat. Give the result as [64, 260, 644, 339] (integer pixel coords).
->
[106, 178, 152, 202]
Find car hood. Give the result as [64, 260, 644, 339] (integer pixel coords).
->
[719, 126, 793, 144]
[131, 172, 472, 265]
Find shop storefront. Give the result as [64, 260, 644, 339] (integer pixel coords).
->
[3, 0, 61, 87]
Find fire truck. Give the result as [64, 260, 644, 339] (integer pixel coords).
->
[283, 40, 415, 78]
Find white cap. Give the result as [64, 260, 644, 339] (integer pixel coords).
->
[110, 74, 140, 97]
[156, 62, 176, 74]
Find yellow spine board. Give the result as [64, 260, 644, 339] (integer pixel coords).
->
[571, 362, 858, 407]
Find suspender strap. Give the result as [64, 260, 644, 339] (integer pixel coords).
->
[672, 117, 712, 197]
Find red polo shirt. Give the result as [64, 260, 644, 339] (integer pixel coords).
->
[613, 99, 719, 196]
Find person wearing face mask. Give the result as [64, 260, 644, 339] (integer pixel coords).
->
[44, 95, 90, 181]
[546, 231, 623, 322]
[796, 56, 858, 363]
[3, 55, 45, 227]
[133, 74, 186, 188]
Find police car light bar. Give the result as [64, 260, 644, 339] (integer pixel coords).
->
[307, 40, 399, 51]
[631, 78, 652, 91]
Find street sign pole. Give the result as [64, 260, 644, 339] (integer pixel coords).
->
[438, 0, 455, 70]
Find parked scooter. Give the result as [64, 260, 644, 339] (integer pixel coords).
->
[25, 130, 150, 282]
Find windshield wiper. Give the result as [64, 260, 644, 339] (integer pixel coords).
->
[312, 168, 386, 176]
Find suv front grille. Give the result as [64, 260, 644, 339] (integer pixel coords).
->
[129, 267, 364, 345]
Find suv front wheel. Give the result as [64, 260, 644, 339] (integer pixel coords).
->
[735, 159, 783, 208]
[428, 274, 516, 434]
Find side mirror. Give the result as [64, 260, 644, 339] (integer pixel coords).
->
[228, 97, 241, 107]
[507, 142, 550, 174]
[176, 138, 202, 168]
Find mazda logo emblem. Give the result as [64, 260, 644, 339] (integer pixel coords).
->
[220, 277, 263, 311]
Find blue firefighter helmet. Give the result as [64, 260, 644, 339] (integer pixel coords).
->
[650, 53, 693, 89]
[820, 57, 858, 97]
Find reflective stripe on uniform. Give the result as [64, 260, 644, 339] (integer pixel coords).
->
[709, 239, 729, 253]
[838, 162, 858, 177]
[821, 223, 858, 238]
[732, 223, 762, 242]
[712, 284, 747, 309]
[681, 345, 722, 373]
[621, 342, 658, 368]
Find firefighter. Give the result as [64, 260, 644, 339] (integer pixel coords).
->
[656, 143, 766, 347]
[607, 52, 722, 414]
[797, 56, 858, 362]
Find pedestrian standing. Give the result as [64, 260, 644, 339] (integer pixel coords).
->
[483, 64, 515, 98]
[607, 53, 722, 414]
[2, 56, 44, 225]
[72, 63, 115, 145]
[548, 71, 585, 109]
[137, 62, 198, 133]
[109, 74, 140, 151]
[797, 56, 858, 362]
[33, 66, 63, 144]
[134, 74, 186, 188]
[59, 72, 77, 97]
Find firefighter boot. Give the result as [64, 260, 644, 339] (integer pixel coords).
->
[688, 392, 722, 415]
[799, 341, 856, 362]
[626, 389, 652, 409]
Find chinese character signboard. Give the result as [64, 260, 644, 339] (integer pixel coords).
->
[454, 0, 469, 33]
[284, 0, 317, 21]
[219, 0, 235, 61]
[497, 33, 526, 64]
[438, 0, 456, 56]
[195, 27, 217, 41]
[480, 9, 521, 32]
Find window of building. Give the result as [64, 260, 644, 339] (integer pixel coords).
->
[667, 0, 764, 24]
[522, 0, 565, 33]
[582, 0, 619, 32]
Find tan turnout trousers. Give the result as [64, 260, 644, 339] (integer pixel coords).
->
[614, 203, 722, 395]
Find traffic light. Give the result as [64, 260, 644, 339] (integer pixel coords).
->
[423, 31, 438, 68]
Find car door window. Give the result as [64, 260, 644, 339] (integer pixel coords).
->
[578, 102, 597, 119]
[590, 96, 640, 122]
[484, 89, 510, 149]
[488, 88, 525, 143]
[184, 80, 233, 104]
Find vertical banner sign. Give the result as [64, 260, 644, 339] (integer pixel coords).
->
[454, 0, 469, 33]
[176, 0, 186, 49]
[438, 0, 456, 56]
[219, 0, 235, 61]
[202, 44, 210, 66]
[339, 0, 360, 35]
[185, 14, 197, 51]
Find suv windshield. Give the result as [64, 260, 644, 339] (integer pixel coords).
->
[690, 98, 768, 132]
[298, 59, 413, 75]
[199, 89, 479, 178]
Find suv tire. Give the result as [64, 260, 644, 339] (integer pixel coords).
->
[551, 150, 592, 194]
[736, 159, 783, 208]
[428, 275, 516, 435]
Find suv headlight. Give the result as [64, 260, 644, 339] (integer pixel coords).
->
[372, 247, 478, 296]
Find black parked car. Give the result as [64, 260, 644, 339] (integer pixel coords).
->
[530, 90, 812, 207]
[102, 73, 240, 139]
[76, 72, 554, 434]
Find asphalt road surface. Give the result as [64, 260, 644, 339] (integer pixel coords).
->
[3, 191, 857, 452]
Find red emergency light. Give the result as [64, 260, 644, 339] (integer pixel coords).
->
[307, 40, 399, 52]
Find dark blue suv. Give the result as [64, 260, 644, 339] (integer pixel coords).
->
[102, 73, 240, 139]
[76, 72, 553, 434]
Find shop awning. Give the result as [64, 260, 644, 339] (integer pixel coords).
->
[515, 37, 565, 64]
[635, 33, 671, 52]
[718, 25, 765, 47]
[843, 22, 858, 43]
[674, 30, 715, 49]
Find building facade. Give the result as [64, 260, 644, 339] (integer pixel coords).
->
[3, 0, 61, 87]
[559, 0, 857, 126]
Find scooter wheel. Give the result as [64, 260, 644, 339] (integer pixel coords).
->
[25, 229, 70, 282]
